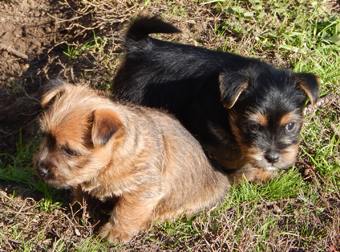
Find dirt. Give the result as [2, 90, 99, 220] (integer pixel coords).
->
[0, 0, 61, 155]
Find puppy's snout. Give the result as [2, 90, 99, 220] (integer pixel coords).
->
[37, 161, 49, 177]
[265, 151, 280, 164]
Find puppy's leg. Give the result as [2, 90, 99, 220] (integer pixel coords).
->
[72, 186, 103, 217]
[72, 185, 88, 204]
[99, 192, 160, 244]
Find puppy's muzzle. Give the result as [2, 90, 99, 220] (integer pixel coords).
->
[36, 161, 49, 177]
[264, 150, 280, 164]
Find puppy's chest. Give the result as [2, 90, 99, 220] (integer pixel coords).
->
[80, 180, 130, 200]
[80, 169, 162, 201]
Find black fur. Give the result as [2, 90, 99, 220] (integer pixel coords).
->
[112, 16, 320, 180]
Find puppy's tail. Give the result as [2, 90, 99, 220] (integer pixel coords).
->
[125, 16, 181, 42]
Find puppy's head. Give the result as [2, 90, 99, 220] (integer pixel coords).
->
[34, 83, 123, 188]
[219, 63, 319, 172]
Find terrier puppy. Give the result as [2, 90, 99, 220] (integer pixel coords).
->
[34, 82, 229, 243]
[112, 16, 320, 184]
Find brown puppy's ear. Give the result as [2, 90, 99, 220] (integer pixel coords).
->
[91, 109, 123, 147]
[41, 88, 64, 109]
[294, 73, 320, 105]
[41, 81, 70, 109]
[219, 72, 249, 109]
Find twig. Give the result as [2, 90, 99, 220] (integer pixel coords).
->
[304, 93, 340, 115]
[330, 123, 340, 137]
[0, 190, 12, 201]
[297, 161, 321, 187]
[0, 43, 28, 60]
[19, 84, 41, 104]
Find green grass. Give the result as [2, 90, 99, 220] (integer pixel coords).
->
[0, 0, 339, 251]
[0, 132, 38, 185]
[0, 132, 67, 212]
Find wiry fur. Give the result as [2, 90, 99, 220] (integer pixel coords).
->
[112, 16, 320, 184]
[34, 82, 230, 243]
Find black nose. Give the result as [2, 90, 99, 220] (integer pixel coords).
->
[265, 151, 280, 164]
[37, 161, 49, 177]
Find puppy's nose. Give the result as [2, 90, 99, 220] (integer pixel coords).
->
[37, 161, 49, 177]
[265, 151, 280, 164]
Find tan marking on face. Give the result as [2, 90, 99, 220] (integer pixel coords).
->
[279, 113, 293, 127]
[280, 142, 300, 165]
[248, 111, 268, 127]
[279, 110, 302, 127]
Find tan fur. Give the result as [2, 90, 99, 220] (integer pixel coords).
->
[34, 82, 230, 244]
[248, 111, 268, 127]
[279, 110, 302, 126]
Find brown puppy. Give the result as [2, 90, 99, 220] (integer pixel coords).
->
[34, 81, 230, 243]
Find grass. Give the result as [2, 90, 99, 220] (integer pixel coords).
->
[0, 0, 339, 251]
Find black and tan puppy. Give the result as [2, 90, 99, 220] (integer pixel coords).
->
[112, 16, 320, 184]
[34, 82, 229, 243]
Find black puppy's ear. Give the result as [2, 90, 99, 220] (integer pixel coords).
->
[294, 73, 320, 105]
[91, 109, 123, 147]
[219, 72, 249, 109]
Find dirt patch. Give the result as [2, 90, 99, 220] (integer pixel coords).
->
[0, 0, 62, 154]
[0, 0, 53, 87]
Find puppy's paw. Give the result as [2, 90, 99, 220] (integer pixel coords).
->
[99, 222, 134, 244]
[228, 165, 277, 185]
[251, 169, 277, 184]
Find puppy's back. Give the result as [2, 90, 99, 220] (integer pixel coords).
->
[112, 16, 255, 111]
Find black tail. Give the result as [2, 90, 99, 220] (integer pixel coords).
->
[125, 16, 181, 42]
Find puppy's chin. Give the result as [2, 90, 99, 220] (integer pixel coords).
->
[250, 155, 296, 171]
[41, 175, 86, 189]
[43, 179, 74, 189]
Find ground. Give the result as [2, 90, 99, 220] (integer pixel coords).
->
[0, 0, 339, 251]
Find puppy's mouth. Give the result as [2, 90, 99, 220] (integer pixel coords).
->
[36, 170, 73, 189]
[262, 166, 280, 172]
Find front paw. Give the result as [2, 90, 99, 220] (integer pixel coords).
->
[99, 222, 134, 244]
[251, 169, 277, 184]
[227, 166, 277, 185]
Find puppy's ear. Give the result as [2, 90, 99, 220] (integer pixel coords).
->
[294, 73, 320, 105]
[41, 88, 64, 109]
[219, 72, 249, 109]
[91, 109, 123, 147]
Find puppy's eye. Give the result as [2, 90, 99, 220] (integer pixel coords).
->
[62, 147, 78, 158]
[248, 123, 260, 131]
[286, 122, 295, 131]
